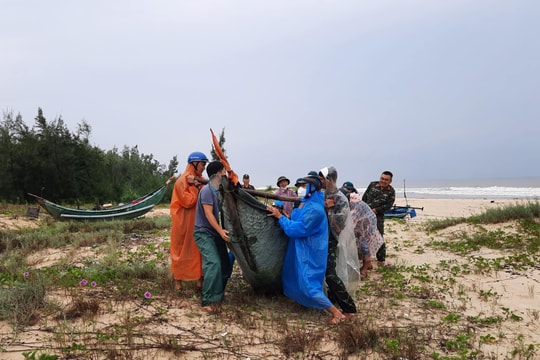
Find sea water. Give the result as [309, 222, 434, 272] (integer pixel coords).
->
[356, 177, 540, 200]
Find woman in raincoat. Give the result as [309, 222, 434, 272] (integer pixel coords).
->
[267, 175, 348, 324]
[349, 192, 384, 277]
[170, 151, 208, 291]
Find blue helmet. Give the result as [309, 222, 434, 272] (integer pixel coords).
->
[187, 151, 208, 163]
[272, 200, 284, 209]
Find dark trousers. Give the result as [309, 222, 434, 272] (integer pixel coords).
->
[376, 243, 386, 262]
[325, 235, 357, 314]
[376, 215, 386, 262]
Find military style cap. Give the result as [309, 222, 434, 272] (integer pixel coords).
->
[343, 181, 358, 193]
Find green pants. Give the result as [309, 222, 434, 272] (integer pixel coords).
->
[194, 230, 231, 306]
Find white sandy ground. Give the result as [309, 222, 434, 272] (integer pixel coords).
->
[1, 198, 539, 359]
[385, 199, 539, 358]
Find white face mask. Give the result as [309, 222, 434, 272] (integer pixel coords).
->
[297, 187, 306, 197]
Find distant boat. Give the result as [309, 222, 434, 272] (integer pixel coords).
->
[385, 179, 423, 219]
[384, 205, 419, 219]
[28, 178, 173, 221]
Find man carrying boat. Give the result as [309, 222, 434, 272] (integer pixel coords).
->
[362, 171, 396, 265]
[318, 166, 358, 321]
[267, 174, 349, 324]
[194, 161, 232, 311]
[170, 151, 208, 291]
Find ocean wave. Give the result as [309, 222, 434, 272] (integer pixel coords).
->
[398, 186, 540, 199]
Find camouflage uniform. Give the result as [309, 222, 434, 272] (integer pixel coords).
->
[361, 181, 395, 262]
[324, 189, 357, 314]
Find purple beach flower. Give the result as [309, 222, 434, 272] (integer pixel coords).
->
[23, 271, 29, 278]
[144, 291, 152, 299]
[91, 281, 97, 287]
[79, 279, 88, 286]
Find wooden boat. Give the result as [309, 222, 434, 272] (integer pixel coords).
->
[28, 178, 173, 221]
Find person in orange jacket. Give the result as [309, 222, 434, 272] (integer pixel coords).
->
[170, 151, 208, 291]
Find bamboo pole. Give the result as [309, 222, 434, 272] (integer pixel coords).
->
[195, 177, 299, 203]
[243, 189, 300, 203]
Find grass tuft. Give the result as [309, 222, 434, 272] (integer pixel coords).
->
[279, 327, 324, 357]
[0, 277, 46, 328]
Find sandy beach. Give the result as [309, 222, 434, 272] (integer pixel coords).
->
[1, 197, 538, 359]
[384, 198, 539, 359]
[393, 197, 529, 219]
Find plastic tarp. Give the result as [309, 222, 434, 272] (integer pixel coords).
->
[336, 213, 361, 294]
[325, 189, 360, 295]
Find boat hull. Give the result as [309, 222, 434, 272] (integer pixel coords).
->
[220, 178, 289, 294]
[29, 179, 171, 221]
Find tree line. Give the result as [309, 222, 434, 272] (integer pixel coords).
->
[0, 108, 178, 205]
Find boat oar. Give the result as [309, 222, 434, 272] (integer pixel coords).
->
[393, 205, 424, 211]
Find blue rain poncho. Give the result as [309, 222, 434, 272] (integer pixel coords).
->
[277, 189, 333, 310]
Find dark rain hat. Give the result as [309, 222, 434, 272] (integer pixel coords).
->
[276, 176, 290, 187]
[342, 181, 358, 193]
[294, 177, 307, 187]
[243, 174, 250, 179]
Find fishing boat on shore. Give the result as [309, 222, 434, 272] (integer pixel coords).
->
[220, 177, 294, 294]
[28, 178, 173, 221]
[384, 180, 423, 219]
[384, 205, 421, 219]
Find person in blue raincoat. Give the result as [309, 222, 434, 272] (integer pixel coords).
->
[267, 175, 348, 324]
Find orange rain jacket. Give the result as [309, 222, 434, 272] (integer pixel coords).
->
[170, 163, 205, 281]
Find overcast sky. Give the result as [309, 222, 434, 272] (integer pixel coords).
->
[2, 0, 539, 188]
